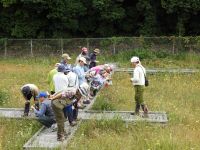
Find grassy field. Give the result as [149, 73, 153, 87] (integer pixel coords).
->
[67, 72, 200, 150]
[0, 53, 200, 149]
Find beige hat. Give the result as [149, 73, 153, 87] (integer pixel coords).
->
[131, 56, 140, 63]
[94, 48, 100, 53]
[62, 53, 71, 60]
[79, 57, 87, 64]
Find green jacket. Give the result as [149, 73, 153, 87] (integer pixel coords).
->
[47, 68, 57, 92]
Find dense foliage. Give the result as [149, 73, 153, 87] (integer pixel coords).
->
[0, 0, 199, 38]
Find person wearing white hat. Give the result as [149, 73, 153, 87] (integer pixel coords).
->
[73, 57, 87, 85]
[50, 83, 89, 141]
[130, 56, 148, 115]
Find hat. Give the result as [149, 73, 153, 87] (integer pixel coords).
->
[78, 82, 89, 97]
[62, 53, 71, 60]
[131, 56, 140, 63]
[36, 92, 47, 98]
[64, 67, 71, 73]
[93, 48, 100, 53]
[82, 47, 88, 52]
[54, 63, 61, 68]
[79, 57, 87, 64]
[57, 64, 66, 72]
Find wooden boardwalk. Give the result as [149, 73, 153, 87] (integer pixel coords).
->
[115, 68, 199, 73]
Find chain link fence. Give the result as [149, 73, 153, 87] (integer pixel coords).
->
[0, 37, 200, 57]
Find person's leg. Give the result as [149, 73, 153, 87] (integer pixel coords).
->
[134, 85, 142, 115]
[73, 102, 78, 120]
[63, 105, 73, 124]
[21, 86, 32, 116]
[38, 116, 56, 128]
[52, 100, 65, 141]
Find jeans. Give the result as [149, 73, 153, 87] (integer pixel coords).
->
[63, 104, 73, 124]
[37, 116, 56, 128]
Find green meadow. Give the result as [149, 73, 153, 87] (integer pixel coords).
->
[0, 51, 200, 149]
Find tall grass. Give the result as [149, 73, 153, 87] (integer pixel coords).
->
[68, 72, 200, 150]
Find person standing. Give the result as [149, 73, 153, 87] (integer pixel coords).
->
[130, 56, 148, 115]
[60, 53, 72, 69]
[73, 57, 87, 85]
[20, 84, 39, 116]
[89, 48, 100, 69]
[47, 63, 60, 95]
[31, 92, 56, 128]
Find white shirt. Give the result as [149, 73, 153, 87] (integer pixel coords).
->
[66, 71, 79, 89]
[131, 64, 146, 86]
[53, 72, 69, 93]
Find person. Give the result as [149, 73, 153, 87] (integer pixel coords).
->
[89, 48, 100, 69]
[75, 47, 90, 72]
[47, 63, 60, 95]
[60, 53, 72, 69]
[89, 69, 109, 98]
[20, 84, 39, 116]
[31, 92, 56, 128]
[53, 64, 69, 93]
[50, 83, 89, 141]
[63, 68, 79, 125]
[73, 57, 87, 85]
[130, 56, 148, 115]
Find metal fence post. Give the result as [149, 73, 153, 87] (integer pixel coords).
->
[4, 38, 7, 57]
[30, 39, 33, 57]
[86, 38, 89, 50]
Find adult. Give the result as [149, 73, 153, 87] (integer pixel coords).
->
[20, 84, 39, 116]
[47, 63, 60, 95]
[53, 64, 69, 93]
[31, 92, 56, 128]
[73, 57, 87, 85]
[89, 48, 100, 69]
[130, 56, 148, 115]
[50, 83, 89, 141]
[60, 53, 72, 69]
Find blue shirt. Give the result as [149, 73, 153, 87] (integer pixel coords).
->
[34, 99, 54, 117]
[73, 65, 86, 85]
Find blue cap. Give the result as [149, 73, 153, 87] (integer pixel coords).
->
[57, 64, 66, 72]
[36, 92, 47, 98]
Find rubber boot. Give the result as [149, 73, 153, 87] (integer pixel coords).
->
[24, 101, 30, 116]
[141, 104, 148, 114]
[135, 103, 140, 115]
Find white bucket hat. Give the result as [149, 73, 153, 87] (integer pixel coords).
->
[79, 57, 87, 64]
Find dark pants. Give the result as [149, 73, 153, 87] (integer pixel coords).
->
[89, 62, 96, 69]
[73, 101, 78, 120]
[63, 104, 73, 123]
[38, 116, 56, 128]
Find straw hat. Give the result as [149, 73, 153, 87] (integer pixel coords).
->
[93, 48, 100, 53]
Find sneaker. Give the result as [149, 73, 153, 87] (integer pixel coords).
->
[70, 121, 77, 127]
[83, 100, 91, 104]
[50, 123, 57, 132]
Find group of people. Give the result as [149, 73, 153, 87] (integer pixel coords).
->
[20, 47, 113, 141]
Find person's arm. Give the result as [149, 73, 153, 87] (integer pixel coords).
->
[49, 92, 62, 100]
[33, 103, 46, 117]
